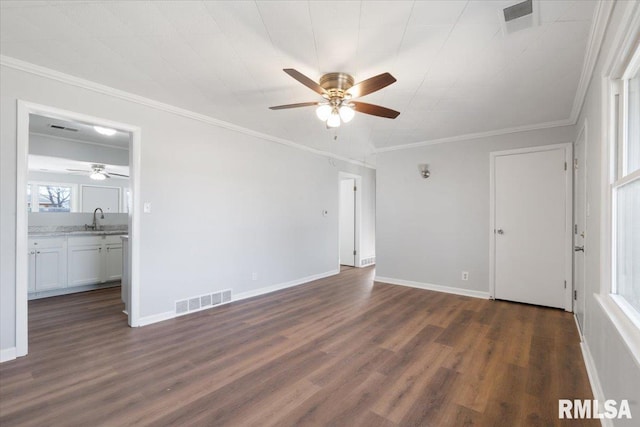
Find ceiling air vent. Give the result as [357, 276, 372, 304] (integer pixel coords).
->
[503, 0, 532, 22]
[500, 0, 538, 35]
[49, 124, 78, 132]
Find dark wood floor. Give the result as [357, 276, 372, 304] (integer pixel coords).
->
[0, 267, 596, 426]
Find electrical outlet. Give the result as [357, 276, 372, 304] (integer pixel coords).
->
[252, 272, 258, 281]
[462, 271, 469, 281]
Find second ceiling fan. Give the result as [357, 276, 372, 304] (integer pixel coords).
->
[269, 69, 400, 128]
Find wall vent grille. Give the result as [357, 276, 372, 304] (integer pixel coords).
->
[361, 257, 376, 266]
[221, 290, 232, 303]
[188, 297, 201, 311]
[175, 300, 189, 314]
[201, 294, 212, 307]
[211, 292, 222, 305]
[175, 289, 232, 316]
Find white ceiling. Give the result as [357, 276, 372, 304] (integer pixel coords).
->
[29, 113, 130, 149]
[1, 1, 597, 162]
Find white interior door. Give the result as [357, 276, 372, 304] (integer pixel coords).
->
[339, 179, 355, 267]
[574, 132, 587, 331]
[493, 147, 569, 309]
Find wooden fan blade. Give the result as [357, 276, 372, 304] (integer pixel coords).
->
[351, 101, 400, 119]
[269, 102, 320, 110]
[347, 72, 396, 98]
[109, 172, 129, 178]
[283, 69, 327, 96]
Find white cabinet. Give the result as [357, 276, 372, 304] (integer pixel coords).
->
[68, 243, 103, 286]
[105, 243, 123, 282]
[67, 235, 123, 287]
[28, 237, 67, 291]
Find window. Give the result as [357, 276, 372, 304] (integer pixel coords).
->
[611, 43, 640, 321]
[28, 182, 78, 213]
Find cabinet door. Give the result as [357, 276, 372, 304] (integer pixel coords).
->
[68, 245, 103, 286]
[35, 247, 66, 291]
[28, 251, 36, 292]
[104, 244, 123, 282]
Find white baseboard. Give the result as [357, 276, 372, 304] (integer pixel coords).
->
[234, 269, 339, 302]
[0, 347, 17, 363]
[579, 340, 611, 427]
[374, 276, 490, 299]
[135, 310, 175, 327]
[135, 269, 339, 327]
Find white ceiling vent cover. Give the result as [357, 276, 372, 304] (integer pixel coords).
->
[500, 0, 539, 35]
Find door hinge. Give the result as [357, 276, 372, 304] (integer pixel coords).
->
[564, 280, 567, 289]
[574, 290, 577, 300]
[564, 161, 567, 171]
[353, 250, 356, 256]
[574, 158, 579, 169]
[574, 224, 577, 234]
[354, 186, 357, 192]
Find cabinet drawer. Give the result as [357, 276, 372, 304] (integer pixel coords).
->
[68, 235, 104, 246]
[29, 237, 65, 249]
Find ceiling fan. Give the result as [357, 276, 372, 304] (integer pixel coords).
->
[66, 164, 129, 181]
[269, 69, 400, 128]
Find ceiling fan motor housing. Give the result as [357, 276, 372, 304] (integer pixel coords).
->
[320, 72, 354, 100]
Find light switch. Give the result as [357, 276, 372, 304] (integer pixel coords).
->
[322, 209, 328, 217]
[143, 202, 152, 213]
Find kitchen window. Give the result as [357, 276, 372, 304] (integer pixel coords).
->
[28, 182, 78, 213]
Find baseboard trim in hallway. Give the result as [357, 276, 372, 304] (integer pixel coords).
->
[375, 275, 490, 299]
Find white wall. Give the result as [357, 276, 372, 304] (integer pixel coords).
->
[0, 64, 375, 352]
[375, 125, 575, 294]
[574, 2, 640, 424]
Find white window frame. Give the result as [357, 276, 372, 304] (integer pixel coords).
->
[598, 1, 640, 366]
[611, 46, 640, 325]
[28, 180, 79, 213]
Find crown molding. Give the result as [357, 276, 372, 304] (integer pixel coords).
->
[374, 118, 574, 153]
[377, 0, 615, 155]
[0, 55, 375, 170]
[570, 0, 616, 123]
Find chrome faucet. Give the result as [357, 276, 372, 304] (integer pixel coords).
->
[92, 208, 104, 230]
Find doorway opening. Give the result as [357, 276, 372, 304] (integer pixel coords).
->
[15, 101, 142, 358]
[338, 172, 362, 269]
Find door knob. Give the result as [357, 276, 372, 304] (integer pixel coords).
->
[496, 229, 504, 235]
[574, 246, 584, 252]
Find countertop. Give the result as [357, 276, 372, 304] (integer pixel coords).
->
[28, 228, 128, 238]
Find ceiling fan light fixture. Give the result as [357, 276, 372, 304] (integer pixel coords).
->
[94, 126, 117, 136]
[90, 171, 107, 181]
[316, 104, 332, 121]
[339, 105, 355, 123]
[327, 111, 341, 128]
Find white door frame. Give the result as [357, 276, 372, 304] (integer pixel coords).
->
[15, 100, 143, 358]
[573, 121, 588, 327]
[489, 142, 574, 311]
[338, 171, 362, 269]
